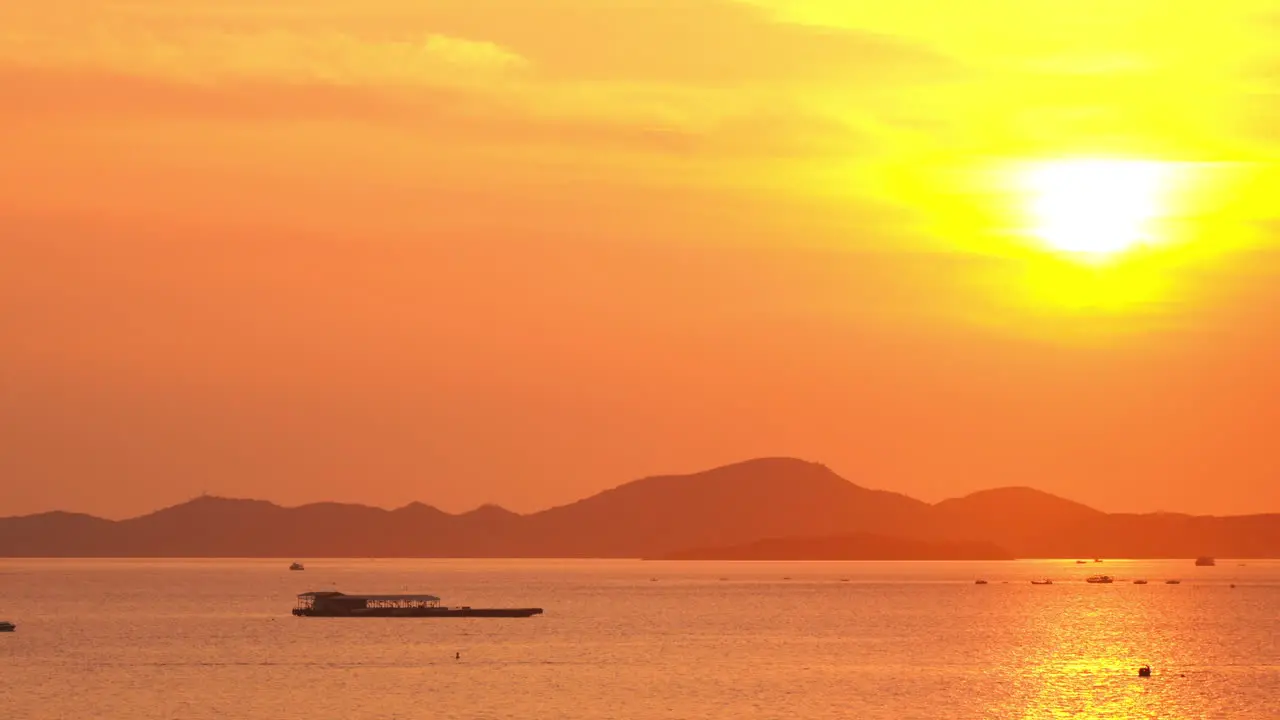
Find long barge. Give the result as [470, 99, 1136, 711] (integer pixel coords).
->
[292, 591, 543, 618]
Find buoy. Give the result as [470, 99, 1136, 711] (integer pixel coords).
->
[1138, 665, 1151, 677]
[455, 652, 461, 660]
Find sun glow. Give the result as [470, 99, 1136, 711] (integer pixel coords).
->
[1023, 159, 1172, 256]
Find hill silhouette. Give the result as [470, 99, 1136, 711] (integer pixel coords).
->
[925, 486, 1107, 551]
[520, 457, 928, 557]
[2, 457, 1278, 558]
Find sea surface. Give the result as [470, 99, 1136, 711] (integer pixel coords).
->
[1, 558, 1277, 719]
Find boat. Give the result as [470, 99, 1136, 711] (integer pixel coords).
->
[289, 562, 305, 571]
[1031, 579, 1053, 585]
[1195, 556, 1216, 567]
[0, 621, 14, 632]
[1133, 579, 1148, 585]
[1075, 560, 1087, 564]
[975, 579, 989, 585]
[1085, 575, 1114, 584]
[1165, 580, 1181, 585]
[292, 591, 542, 618]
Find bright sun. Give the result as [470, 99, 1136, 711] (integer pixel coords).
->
[1023, 159, 1171, 255]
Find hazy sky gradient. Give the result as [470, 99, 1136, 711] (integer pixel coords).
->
[4, 1, 1280, 518]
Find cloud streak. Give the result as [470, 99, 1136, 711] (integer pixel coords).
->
[0, 28, 528, 87]
[0, 65, 865, 165]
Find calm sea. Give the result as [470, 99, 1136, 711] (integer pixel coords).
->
[1, 559, 1277, 719]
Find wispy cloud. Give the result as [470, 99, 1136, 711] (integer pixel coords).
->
[0, 64, 864, 164]
[1, 2, 889, 168]
[0, 28, 528, 87]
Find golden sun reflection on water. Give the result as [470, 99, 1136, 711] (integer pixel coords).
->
[994, 575, 1191, 720]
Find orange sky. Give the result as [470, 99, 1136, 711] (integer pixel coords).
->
[3, 1, 1280, 519]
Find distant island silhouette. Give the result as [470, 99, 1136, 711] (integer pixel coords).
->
[653, 533, 1013, 561]
[2, 458, 1278, 558]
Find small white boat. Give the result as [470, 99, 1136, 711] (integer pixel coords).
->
[0, 621, 15, 632]
[1031, 579, 1053, 585]
[289, 562, 305, 571]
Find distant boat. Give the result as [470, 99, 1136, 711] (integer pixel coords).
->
[1093, 558, 1103, 563]
[0, 621, 14, 632]
[1075, 560, 1088, 564]
[1166, 579, 1181, 585]
[289, 562, 305, 571]
[292, 591, 542, 618]
[1195, 557, 1216, 567]
[1133, 579, 1149, 585]
[1086, 575, 1114, 584]
[1031, 580, 1053, 585]
[975, 579, 989, 585]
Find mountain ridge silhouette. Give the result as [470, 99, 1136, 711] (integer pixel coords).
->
[3, 457, 1277, 558]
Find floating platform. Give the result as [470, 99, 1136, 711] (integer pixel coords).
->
[292, 591, 542, 618]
